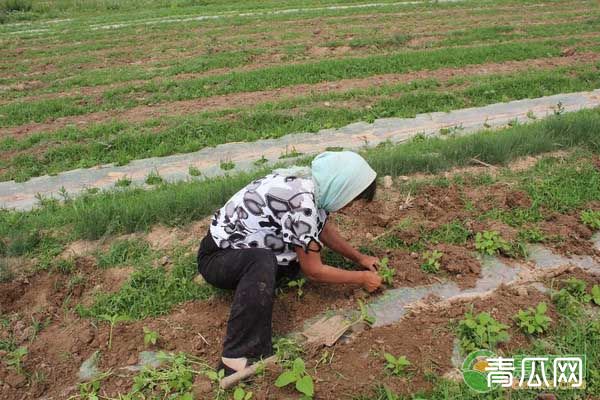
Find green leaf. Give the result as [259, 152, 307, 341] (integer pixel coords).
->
[234, 388, 245, 400]
[292, 358, 305, 375]
[275, 371, 297, 388]
[384, 353, 397, 364]
[537, 302, 547, 313]
[296, 375, 314, 397]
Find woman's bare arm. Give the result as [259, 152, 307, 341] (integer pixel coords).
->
[294, 243, 381, 292]
[319, 221, 379, 271]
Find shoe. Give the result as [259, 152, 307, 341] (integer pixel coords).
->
[216, 361, 237, 377]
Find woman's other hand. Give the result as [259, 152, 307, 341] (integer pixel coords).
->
[361, 271, 382, 292]
[358, 255, 379, 272]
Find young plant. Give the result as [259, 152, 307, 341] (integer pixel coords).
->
[378, 257, 395, 285]
[580, 210, 600, 230]
[233, 387, 253, 400]
[220, 160, 235, 171]
[115, 177, 132, 187]
[274, 358, 314, 398]
[274, 337, 303, 367]
[143, 327, 160, 346]
[145, 170, 164, 185]
[514, 302, 552, 335]
[552, 288, 582, 317]
[383, 353, 411, 376]
[421, 250, 442, 274]
[287, 278, 306, 298]
[5, 346, 28, 374]
[188, 165, 202, 177]
[475, 231, 510, 256]
[99, 314, 128, 350]
[357, 299, 376, 326]
[457, 312, 509, 354]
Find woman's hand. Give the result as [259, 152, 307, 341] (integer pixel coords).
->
[358, 254, 380, 272]
[361, 271, 383, 292]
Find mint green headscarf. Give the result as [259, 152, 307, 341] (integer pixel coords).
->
[274, 151, 377, 212]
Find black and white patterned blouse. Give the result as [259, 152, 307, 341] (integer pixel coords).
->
[210, 174, 328, 265]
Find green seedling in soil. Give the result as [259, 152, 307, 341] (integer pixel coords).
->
[78, 371, 111, 400]
[378, 257, 395, 285]
[254, 155, 269, 166]
[274, 357, 315, 399]
[518, 227, 546, 243]
[457, 311, 509, 354]
[97, 238, 151, 268]
[474, 231, 510, 256]
[143, 327, 159, 346]
[188, 166, 202, 177]
[220, 160, 235, 171]
[145, 170, 164, 185]
[421, 250, 442, 274]
[287, 278, 306, 298]
[383, 353, 411, 376]
[234, 387, 253, 400]
[6, 346, 27, 374]
[592, 285, 600, 306]
[580, 210, 600, 230]
[563, 278, 592, 303]
[99, 314, 128, 350]
[357, 299, 376, 326]
[514, 302, 552, 335]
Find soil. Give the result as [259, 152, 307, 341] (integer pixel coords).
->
[3, 51, 599, 141]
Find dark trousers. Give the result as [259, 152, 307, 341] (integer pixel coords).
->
[197, 233, 299, 359]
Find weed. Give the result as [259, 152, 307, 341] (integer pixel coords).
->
[526, 110, 537, 120]
[145, 170, 164, 185]
[551, 287, 584, 318]
[143, 327, 159, 347]
[383, 353, 411, 376]
[553, 101, 565, 115]
[287, 278, 306, 298]
[279, 146, 303, 159]
[518, 227, 546, 243]
[580, 210, 600, 230]
[115, 177, 132, 188]
[188, 166, 202, 177]
[421, 250, 442, 274]
[474, 231, 510, 256]
[274, 337, 303, 367]
[563, 278, 592, 303]
[457, 311, 509, 354]
[97, 239, 151, 268]
[425, 221, 470, 245]
[274, 357, 314, 398]
[357, 299, 375, 326]
[254, 156, 269, 166]
[514, 302, 552, 335]
[5, 346, 28, 374]
[78, 371, 111, 400]
[378, 257, 395, 285]
[220, 160, 235, 171]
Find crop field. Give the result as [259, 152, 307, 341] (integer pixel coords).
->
[1, 0, 600, 399]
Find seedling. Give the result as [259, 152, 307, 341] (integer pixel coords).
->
[378, 257, 395, 285]
[552, 288, 582, 317]
[6, 346, 27, 374]
[526, 110, 537, 120]
[475, 231, 510, 256]
[233, 387, 253, 400]
[274, 357, 314, 398]
[99, 314, 128, 350]
[383, 353, 411, 376]
[287, 278, 306, 298]
[143, 327, 160, 346]
[279, 146, 303, 159]
[580, 210, 600, 230]
[457, 311, 509, 354]
[553, 101, 565, 115]
[274, 337, 303, 367]
[115, 177, 132, 187]
[514, 302, 552, 335]
[357, 299, 375, 326]
[254, 155, 268, 166]
[421, 250, 442, 274]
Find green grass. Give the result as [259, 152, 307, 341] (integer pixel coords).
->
[96, 238, 151, 268]
[2, 109, 600, 260]
[3, 64, 600, 182]
[78, 248, 215, 320]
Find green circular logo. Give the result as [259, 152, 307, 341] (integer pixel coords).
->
[461, 350, 498, 393]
